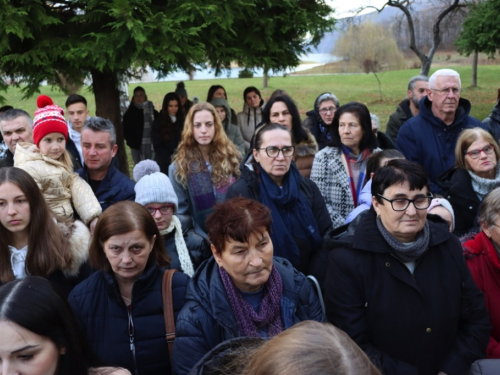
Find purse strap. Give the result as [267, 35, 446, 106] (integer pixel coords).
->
[162, 269, 177, 359]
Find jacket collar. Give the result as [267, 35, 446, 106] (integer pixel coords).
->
[419, 96, 472, 128]
[328, 209, 451, 254]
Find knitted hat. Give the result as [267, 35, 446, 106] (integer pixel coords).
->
[427, 198, 455, 231]
[175, 81, 187, 98]
[33, 95, 68, 146]
[133, 160, 178, 212]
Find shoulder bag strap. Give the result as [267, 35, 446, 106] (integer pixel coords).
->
[162, 268, 177, 359]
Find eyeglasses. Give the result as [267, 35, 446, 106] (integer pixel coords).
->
[464, 144, 495, 159]
[319, 107, 336, 115]
[256, 146, 295, 158]
[146, 204, 175, 215]
[430, 87, 461, 95]
[377, 194, 433, 211]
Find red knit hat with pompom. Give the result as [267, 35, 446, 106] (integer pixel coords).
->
[33, 95, 68, 146]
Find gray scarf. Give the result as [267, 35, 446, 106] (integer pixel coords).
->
[376, 217, 430, 262]
[469, 164, 500, 201]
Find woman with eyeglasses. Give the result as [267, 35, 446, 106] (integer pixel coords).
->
[311, 102, 379, 229]
[226, 123, 333, 284]
[439, 128, 500, 237]
[325, 159, 490, 375]
[133, 160, 210, 275]
[302, 92, 340, 151]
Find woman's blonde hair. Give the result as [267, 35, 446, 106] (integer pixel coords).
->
[172, 102, 241, 187]
[455, 128, 500, 170]
[240, 321, 381, 375]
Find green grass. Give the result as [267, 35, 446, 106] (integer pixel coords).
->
[4, 65, 500, 136]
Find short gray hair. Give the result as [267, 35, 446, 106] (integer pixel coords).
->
[83, 117, 116, 147]
[407, 75, 429, 91]
[0, 109, 33, 134]
[479, 187, 500, 228]
[317, 92, 340, 108]
[429, 69, 461, 89]
[370, 114, 380, 130]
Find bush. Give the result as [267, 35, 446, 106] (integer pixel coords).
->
[238, 68, 254, 78]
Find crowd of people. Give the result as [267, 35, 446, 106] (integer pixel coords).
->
[1, 69, 500, 375]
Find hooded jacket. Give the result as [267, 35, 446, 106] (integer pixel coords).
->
[464, 231, 500, 358]
[172, 256, 325, 375]
[483, 100, 500, 145]
[396, 97, 484, 194]
[69, 264, 189, 375]
[386, 98, 413, 142]
[325, 210, 490, 375]
[212, 98, 245, 155]
[237, 99, 265, 152]
[14, 142, 101, 224]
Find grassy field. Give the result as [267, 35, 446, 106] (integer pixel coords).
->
[3, 65, 499, 135]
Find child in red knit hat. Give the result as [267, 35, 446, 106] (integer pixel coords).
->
[13, 95, 101, 232]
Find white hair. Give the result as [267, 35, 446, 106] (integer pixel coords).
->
[429, 69, 461, 89]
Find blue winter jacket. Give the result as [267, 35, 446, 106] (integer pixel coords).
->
[68, 264, 189, 375]
[396, 97, 484, 194]
[172, 256, 325, 375]
[77, 165, 136, 211]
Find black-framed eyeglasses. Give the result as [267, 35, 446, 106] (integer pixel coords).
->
[146, 204, 175, 215]
[464, 144, 495, 159]
[256, 146, 295, 158]
[377, 194, 433, 211]
[319, 107, 336, 115]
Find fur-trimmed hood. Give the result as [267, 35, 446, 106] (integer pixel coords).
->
[57, 219, 90, 277]
[295, 129, 318, 157]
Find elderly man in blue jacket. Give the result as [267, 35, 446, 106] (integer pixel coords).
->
[396, 69, 484, 194]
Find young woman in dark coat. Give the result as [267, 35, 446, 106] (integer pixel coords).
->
[151, 92, 185, 175]
[325, 159, 490, 375]
[68, 201, 189, 375]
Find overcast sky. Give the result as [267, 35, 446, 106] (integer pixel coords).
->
[327, 0, 388, 18]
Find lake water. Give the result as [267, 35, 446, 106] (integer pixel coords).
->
[130, 53, 337, 83]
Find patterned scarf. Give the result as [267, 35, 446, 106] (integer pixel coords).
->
[340, 145, 370, 206]
[219, 265, 283, 338]
[187, 161, 235, 233]
[469, 164, 500, 201]
[133, 100, 155, 159]
[376, 217, 430, 263]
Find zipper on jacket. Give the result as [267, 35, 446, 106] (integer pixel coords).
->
[127, 309, 139, 375]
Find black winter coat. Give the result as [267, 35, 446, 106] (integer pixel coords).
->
[0, 149, 13, 168]
[172, 257, 325, 375]
[164, 214, 211, 272]
[325, 210, 490, 375]
[438, 167, 481, 236]
[151, 113, 183, 175]
[225, 164, 333, 283]
[68, 264, 189, 375]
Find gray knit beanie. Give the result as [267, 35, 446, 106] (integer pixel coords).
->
[133, 160, 178, 212]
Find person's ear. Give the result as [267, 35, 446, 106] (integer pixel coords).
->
[111, 144, 118, 158]
[372, 196, 381, 216]
[60, 346, 67, 355]
[481, 222, 492, 238]
[253, 149, 260, 163]
[211, 244, 223, 268]
[407, 89, 412, 99]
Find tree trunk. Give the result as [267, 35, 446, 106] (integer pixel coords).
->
[90, 69, 129, 176]
[373, 72, 382, 101]
[420, 56, 432, 77]
[263, 70, 268, 88]
[471, 50, 478, 87]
